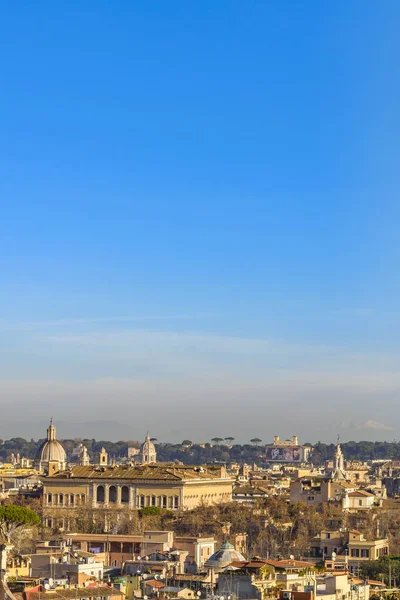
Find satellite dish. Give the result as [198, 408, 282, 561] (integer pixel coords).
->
[48, 578, 54, 588]
[44, 584, 51, 590]
[290, 555, 294, 560]
[332, 552, 337, 560]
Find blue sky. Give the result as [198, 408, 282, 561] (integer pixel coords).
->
[1, 1, 400, 442]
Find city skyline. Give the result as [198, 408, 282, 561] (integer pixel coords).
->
[0, 417, 397, 445]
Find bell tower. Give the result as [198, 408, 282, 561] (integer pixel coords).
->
[99, 447, 108, 466]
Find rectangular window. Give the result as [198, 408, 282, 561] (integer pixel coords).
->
[47, 493, 52, 504]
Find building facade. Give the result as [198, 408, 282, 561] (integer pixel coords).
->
[265, 436, 311, 463]
[310, 529, 389, 573]
[42, 464, 233, 522]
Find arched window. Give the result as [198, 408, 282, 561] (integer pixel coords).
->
[81, 494, 85, 504]
[70, 494, 74, 505]
[109, 485, 117, 503]
[47, 493, 52, 504]
[174, 496, 179, 509]
[96, 485, 105, 503]
[139, 495, 145, 508]
[162, 495, 167, 509]
[121, 486, 129, 504]
[151, 495, 156, 507]
[59, 494, 64, 505]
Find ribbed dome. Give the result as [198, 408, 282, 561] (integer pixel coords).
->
[140, 432, 157, 463]
[141, 434, 156, 455]
[38, 439, 66, 463]
[204, 541, 246, 572]
[37, 419, 66, 465]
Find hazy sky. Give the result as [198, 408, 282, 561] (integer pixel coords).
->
[1, 2, 400, 443]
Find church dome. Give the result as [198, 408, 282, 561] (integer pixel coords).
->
[38, 439, 66, 463]
[140, 432, 157, 463]
[204, 541, 246, 572]
[37, 419, 66, 465]
[141, 434, 156, 455]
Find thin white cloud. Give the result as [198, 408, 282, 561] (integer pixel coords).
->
[357, 419, 394, 432]
[43, 328, 400, 375]
[0, 314, 214, 331]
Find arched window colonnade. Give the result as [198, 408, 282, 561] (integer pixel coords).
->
[95, 484, 180, 509]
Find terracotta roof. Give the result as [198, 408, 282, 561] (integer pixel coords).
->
[367, 580, 386, 587]
[174, 575, 209, 582]
[348, 491, 374, 497]
[145, 580, 165, 589]
[264, 559, 315, 569]
[336, 482, 356, 488]
[229, 560, 270, 569]
[25, 587, 123, 600]
[234, 486, 269, 495]
[47, 464, 229, 482]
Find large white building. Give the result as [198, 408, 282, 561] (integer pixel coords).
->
[266, 435, 311, 463]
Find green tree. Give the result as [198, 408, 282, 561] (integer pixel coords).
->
[250, 438, 262, 446]
[211, 437, 223, 444]
[0, 505, 40, 541]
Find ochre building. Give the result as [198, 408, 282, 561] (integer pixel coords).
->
[43, 464, 233, 513]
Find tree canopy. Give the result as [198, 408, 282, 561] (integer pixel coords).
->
[0, 505, 40, 540]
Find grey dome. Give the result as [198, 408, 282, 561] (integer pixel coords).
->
[204, 542, 246, 572]
[37, 419, 66, 465]
[38, 439, 66, 463]
[140, 432, 157, 463]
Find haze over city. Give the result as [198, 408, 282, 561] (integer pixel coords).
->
[1, 2, 400, 443]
